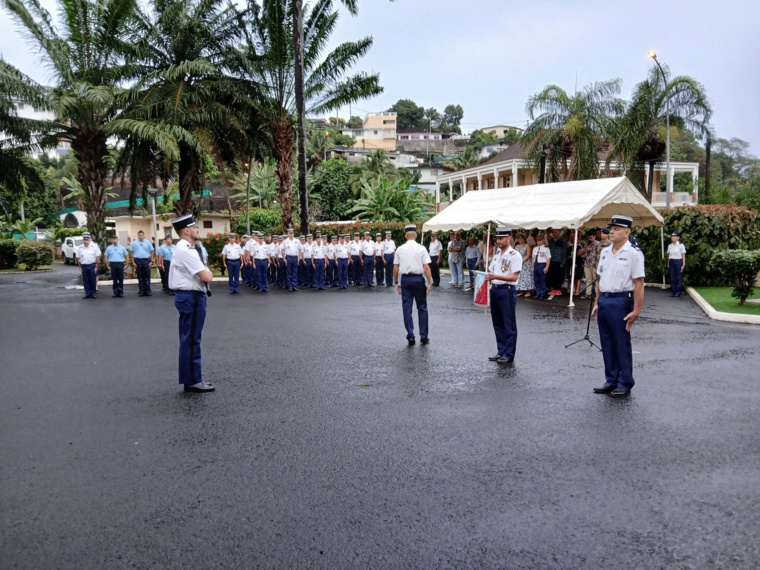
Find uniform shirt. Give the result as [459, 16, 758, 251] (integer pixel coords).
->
[130, 238, 154, 259]
[394, 240, 431, 276]
[373, 241, 383, 256]
[76, 242, 101, 264]
[597, 241, 646, 293]
[667, 241, 687, 260]
[312, 242, 327, 259]
[254, 241, 269, 260]
[489, 246, 522, 283]
[104, 244, 128, 262]
[222, 242, 242, 260]
[157, 243, 175, 262]
[326, 244, 336, 259]
[465, 245, 480, 261]
[532, 245, 551, 264]
[361, 240, 375, 256]
[382, 239, 396, 255]
[336, 244, 349, 259]
[168, 239, 207, 292]
[283, 237, 300, 257]
[428, 240, 443, 258]
[302, 242, 313, 259]
[349, 240, 362, 256]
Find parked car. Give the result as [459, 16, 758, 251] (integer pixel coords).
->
[61, 236, 84, 264]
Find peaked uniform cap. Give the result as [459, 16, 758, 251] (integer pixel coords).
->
[610, 215, 634, 228]
[171, 214, 195, 233]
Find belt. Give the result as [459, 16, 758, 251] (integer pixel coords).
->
[227, 258, 240, 261]
[492, 282, 516, 288]
[601, 291, 632, 298]
[402, 273, 422, 277]
[175, 289, 205, 295]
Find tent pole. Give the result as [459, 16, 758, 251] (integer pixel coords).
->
[660, 225, 666, 289]
[568, 229, 578, 308]
[486, 223, 491, 308]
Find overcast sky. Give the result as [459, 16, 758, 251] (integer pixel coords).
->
[2, 0, 758, 153]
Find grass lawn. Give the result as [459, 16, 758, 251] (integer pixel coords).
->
[693, 287, 760, 316]
[0, 265, 55, 273]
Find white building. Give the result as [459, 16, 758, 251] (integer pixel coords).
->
[10, 97, 70, 160]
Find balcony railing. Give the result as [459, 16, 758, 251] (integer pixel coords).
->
[651, 192, 697, 208]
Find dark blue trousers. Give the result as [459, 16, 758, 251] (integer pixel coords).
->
[328, 259, 337, 286]
[669, 259, 683, 295]
[534, 263, 547, 297]
[303, 259, 313, 286]
[375, 256, 385, 285]
[384, 253, 394, 286]
[227, 259, 241, 292]
[363, 256, 375, 286]
[401, 274, 428, 340]
[351, 255, 362, 285]
[286, 255, 298, 289]
[135, 258, 151, 294]
[256, 259, 269, 291]
[278, 258, 287, 287]
[490, 285, 517, 359]
[597, 293, 635, 391]
[110, 261, 124, 295]
[175, 290, 206, 385]
[81, 263, 97, 297]
[314, 259, 325, 288]
[338, 258, 349, 288]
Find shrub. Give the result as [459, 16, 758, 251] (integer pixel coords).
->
[55, 227, 88, 241]
[233, 209, 282, 236]
[633, 204, 760, 286]
[0, 239, 19, 269]
[712, 250, 760, 304]
[202, 233, 227, 271]
[16, 241, 55, 270]
[311, 159, 355, 220]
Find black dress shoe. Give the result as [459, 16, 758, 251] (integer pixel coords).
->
[610, 388, 631, 398]
[184, 382, 215, 393]
[112, 294, 118, 298]
[145, 292, 152, 296]
[407, 338, 416, 346]
[82, 295, 89, 299]
[497, 356, 514, 364]
[593, 382, 617, 394]
[420, 338, 429, 345]
[488, 354, 501, 361]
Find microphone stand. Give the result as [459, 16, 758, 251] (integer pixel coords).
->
[565, 276, 600, 351]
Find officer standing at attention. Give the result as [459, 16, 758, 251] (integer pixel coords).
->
[349, 231, 362, 285]
[393, 224, 433, 345]
[312, 234, 328, 290]
[156, 236, 176, 295]
[283, 228, 301, 291]
[222, 233, 242, 294]
[382, 230, 396, 287]
[428, 232, 443, 287]
[130, 229, 155, 296]
[361, 231, 376, 287]
[486, 227, 522, 364]
[168, 214, 214, 393]
[592, 215, 645, 398]
[326, 236, 338, 287]
[76, 231, 101, 299]
[252, 232, 269, 293]
[374, 232, 385, 286]
[336, 234, 350, 289]
[667, 231, 686, 297]
[240, 235, 252, 288]
[104, 235, 129, 298]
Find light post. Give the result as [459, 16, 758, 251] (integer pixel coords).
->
[147, 188, 160, 279]
[324, 130, 330, 162]
[648, 51, 671, 209]
[244, 159, 252, 235]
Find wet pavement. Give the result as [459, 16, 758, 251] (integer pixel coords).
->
[2, 263, 759, 568]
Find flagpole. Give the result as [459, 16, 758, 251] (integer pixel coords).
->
[485, 223, 491, 308]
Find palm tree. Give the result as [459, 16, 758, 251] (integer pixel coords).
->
[237, 0, 382, 231]
[610, 65, 711, 200]
[443, 146, 481, 171]
[348, 176, 433, 222]
[2, 0, 145, 246]
[114, 0, 254, 215]
[230, 158, 279, 210]
[521, 79, 625, 182]
[348, 149, 396, 197]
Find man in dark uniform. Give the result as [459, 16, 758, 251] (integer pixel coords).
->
[168, 214, 214, 393]
[592, 215, 645, 398]
[486, 227, 522, 364]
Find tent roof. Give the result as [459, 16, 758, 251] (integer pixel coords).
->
[423, 177, 664, 232]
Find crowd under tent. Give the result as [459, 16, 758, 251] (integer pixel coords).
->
[421, 177, 665, 307]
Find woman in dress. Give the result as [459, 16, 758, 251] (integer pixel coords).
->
[515, 233, 535, 298]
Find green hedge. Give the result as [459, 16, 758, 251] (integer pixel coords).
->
[712, 250, 760, 304]
[201, 233, 227, 271]
[16, 241, 55, 270]
[54, 227, 88, 241]
[633, 204, 760, 286]
[233, 209, 282, 236]
[0, 239, 19, 269]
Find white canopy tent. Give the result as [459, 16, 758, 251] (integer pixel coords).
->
[422, 177, 664, 307]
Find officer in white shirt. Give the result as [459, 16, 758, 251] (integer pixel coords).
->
[486, 226, 522, 364]
[373, 232, 385, 286]
[393, 224, 433, 345]
[282, 228, 301, 291]
[76, 231, 102, 299]
[326, 236, 338, 287]
[360, 231, 376, 287]
[428, 232, 443, 286]
[253, 232, 270, 293]
[336, 234, 350, 289]
[277, 235, 288, 289]
[667, 231, 687, 297]
[531, 234, 552, 299]
[311, 234, 328, 290]
[349, 232, 363, 285]
[168, 214, 214, 393]
[382, 230, 396, 287]
[221, 233, 242, 294]
[239, 235, 252, 288]
[592, 215, 646, 398]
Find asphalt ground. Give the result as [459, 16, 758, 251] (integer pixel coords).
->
[1, 263, 759, 569]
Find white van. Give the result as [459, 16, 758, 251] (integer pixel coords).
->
[61, 236, 84, 264]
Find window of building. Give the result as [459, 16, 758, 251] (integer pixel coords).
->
[431, 169, 439, 176]
[203, 220, 213, 229]
[15, 102, 24, 110]
[373, 130, 378, 135]
[164, 227, 172, 237]
[383, 120, 395, 125]
[400, 135, 409, 140]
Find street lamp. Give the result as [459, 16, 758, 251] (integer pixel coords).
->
[244, 160, 252, 235]
[324, 130, 330, 162]
[147, 187, 160, 279]
[648, 50, 671, 209]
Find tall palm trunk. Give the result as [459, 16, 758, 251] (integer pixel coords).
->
[177, 143, 202, 215]
[647, 159, 657, 202]
[71, 128, 109, 249]
[272, 120, 294, 230]
[293, 0, 309, 235]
